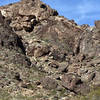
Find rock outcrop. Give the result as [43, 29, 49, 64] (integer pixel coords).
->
[0, 0, 100, 100]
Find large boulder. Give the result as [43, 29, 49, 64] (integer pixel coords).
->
[79, 29, 100, 58]
[41, 77, 58, 90]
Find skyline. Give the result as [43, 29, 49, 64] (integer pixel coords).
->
[0, 0, 100, 26]
[42, 0, 100, 26]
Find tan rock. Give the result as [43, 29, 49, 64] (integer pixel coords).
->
[95, 20, 100, 29]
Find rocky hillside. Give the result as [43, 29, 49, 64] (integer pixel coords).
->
[0, 0, 100, 100]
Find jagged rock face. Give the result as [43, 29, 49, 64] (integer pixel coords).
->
[34, 17, 83, 54]
[1, 0, 100, 100]
[0, 13, 31, 80]
[80, 29, 100, 57]
[0, 0, 83, 54]
[0, 23, 25, 53]
[0, 0, 58, 32]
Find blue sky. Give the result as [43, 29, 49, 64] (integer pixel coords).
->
[0, 0, 100, 26]
[42, 0, 100, 26]
[0, 0, 20, 6]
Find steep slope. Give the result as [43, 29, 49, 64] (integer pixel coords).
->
[0, 0, 100, 100]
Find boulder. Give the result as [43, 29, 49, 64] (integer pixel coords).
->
[61, 73, 83, 92]
[41, 77, 58, 90]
